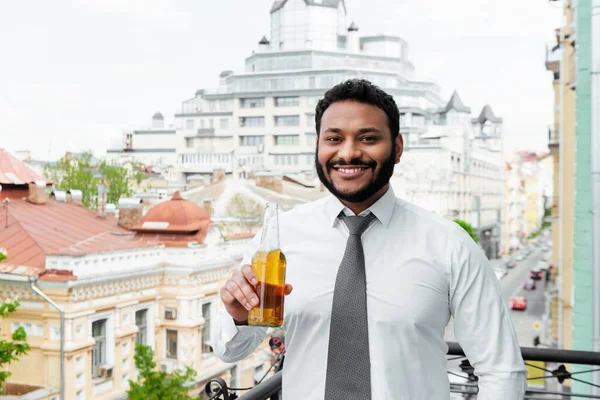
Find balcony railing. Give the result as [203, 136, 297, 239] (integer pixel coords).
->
[203, 341, 600, 400]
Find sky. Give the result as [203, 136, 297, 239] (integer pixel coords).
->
[0, 0, 561, 161]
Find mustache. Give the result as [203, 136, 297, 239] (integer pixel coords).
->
[327, 159, 377, 168]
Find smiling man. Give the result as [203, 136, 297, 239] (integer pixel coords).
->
[214, 79, 527, 399]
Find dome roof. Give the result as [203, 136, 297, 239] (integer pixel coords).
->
[132, 191, 210, 233]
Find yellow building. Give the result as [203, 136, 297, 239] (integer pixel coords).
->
[0, 154, 273, 400]
[544, 0, 577, 350]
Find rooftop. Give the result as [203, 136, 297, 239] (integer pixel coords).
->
[0, 149, 50, 185]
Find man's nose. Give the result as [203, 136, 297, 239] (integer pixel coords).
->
[337, 140, 362, 162]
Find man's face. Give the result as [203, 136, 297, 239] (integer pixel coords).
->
[315, 100, 402, 203]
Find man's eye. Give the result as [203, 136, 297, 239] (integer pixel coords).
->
[325, 137, 341, 142]
[362, 136, 378, 142]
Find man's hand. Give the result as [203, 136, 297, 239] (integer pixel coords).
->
[220, 265, 293, 324]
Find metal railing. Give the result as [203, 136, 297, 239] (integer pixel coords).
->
[202, 342, 600, 400]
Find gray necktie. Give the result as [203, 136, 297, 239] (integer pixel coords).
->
[325, 213, 376, 400]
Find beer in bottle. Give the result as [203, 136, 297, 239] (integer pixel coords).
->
[248, 202, 287, 327]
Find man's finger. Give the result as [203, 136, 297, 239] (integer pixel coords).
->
[241, 264, 259, 285]
[232, 273, 259, 307]
[284, 284, 293, 295]
[224, 280, 253, 310]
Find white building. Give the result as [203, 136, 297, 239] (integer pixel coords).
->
[391, 93, 505, 259]
[106, 0, 506, 257]
[107, 112, 178, 175]
[108, 0, 445, 183]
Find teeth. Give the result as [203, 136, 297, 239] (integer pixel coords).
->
[338, 168, 365, 174]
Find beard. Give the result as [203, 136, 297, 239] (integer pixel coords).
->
[315, 145, 396, 203]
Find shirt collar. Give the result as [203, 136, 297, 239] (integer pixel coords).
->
[324, 186, 396, 229]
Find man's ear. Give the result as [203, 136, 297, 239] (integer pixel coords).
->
[395, 132, 403, 163]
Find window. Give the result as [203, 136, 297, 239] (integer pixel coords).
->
[309, 77, 316, 89]
[209, 119, 214, 128]
[202, 303, 213, 354]
[274, 115, 300, 127]
[240, 98, 265, 108]
[185, 138, 194, 148]
[135, 310, 147, 345]
[305, 112, 315, 127]
[220, 118, 229, 130]
[274, 155, 299, 165]
[185, 119, 194, 130]
[275, 97, 299, 107]
[274, 135, 300, 146]
[166, 330, 178, 359]
[219, 99, 231, 111]
[306, 96, 319, 107]
[306, 133, 317, 146]
[92, 320, 106, 377]
[239, 117, 265, 127]
[305, 154, 314, 165]
[240, 136, 264, 147]
[209, 101, 217, 111]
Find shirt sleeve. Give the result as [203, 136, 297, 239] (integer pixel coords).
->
[448, 226, 528, 400]
[212, 227, 269, 363]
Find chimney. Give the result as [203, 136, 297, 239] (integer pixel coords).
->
[50, 190, 67, 202]
[66, 189, 83, 206]
[97, 182, 107, 217]
[203, 198, 214, 216]
[117, 198, 143, 228]
[28, 181, 47, 205]
[152, 112, 164, 129]
[347, 21, 360, 53]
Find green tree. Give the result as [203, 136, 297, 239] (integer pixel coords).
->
[0, 299, 30, 391]
[225, 193, 264, 233]
[44, 152, 146, 208]
[453, 219, 480, 243]
[127, 343, 198, 400]
[0, 248, 6, 263]
[44, 152, 97, 207]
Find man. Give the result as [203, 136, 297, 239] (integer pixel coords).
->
[214, 79, 527, 399]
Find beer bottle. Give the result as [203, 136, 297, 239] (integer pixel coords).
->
[248, 202, 287, 327]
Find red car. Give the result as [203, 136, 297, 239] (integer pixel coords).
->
[529, 269, 544, 280]
[511, 296, 527, 310]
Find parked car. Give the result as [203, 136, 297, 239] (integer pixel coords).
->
[529, 268, 544, 280]
[516, 254, 525, 261]
[524, 280, 537, 290]
[510, 296, 527, 310]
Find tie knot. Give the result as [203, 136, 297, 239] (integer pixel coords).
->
[341, 213, 376, 236]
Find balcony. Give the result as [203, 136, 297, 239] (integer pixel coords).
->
[548, 127, 560, 148]
[197, 128, 216, 137]
[545, 43, 561, 73]
[203, 342, 600, 400]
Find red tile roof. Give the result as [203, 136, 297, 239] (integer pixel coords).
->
[0, 149, 50, 185]
[0, 198, 158, 271]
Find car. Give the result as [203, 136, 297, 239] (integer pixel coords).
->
[505, 259, 516, 268]
[529, 269, 544, 280]
[524, 280, 536, 290]
[516, 254, 525, 261]
[510, 296, 527, 310]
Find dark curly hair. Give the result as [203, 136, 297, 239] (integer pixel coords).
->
[315, 79, 400, 141]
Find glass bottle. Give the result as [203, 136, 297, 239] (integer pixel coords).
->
[248, 202, 287, 327]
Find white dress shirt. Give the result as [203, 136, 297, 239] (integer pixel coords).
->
[213, 187, 527, 399]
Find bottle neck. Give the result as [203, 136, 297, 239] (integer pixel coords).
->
[259, 203, 280, 251]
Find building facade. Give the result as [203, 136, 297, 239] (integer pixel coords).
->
[543, 0, 577, 357]
[107, 0, 446, 183]
[0, 151, 273, 400]
[106, 0, 506, 258]
[390, 93, 505, 259]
